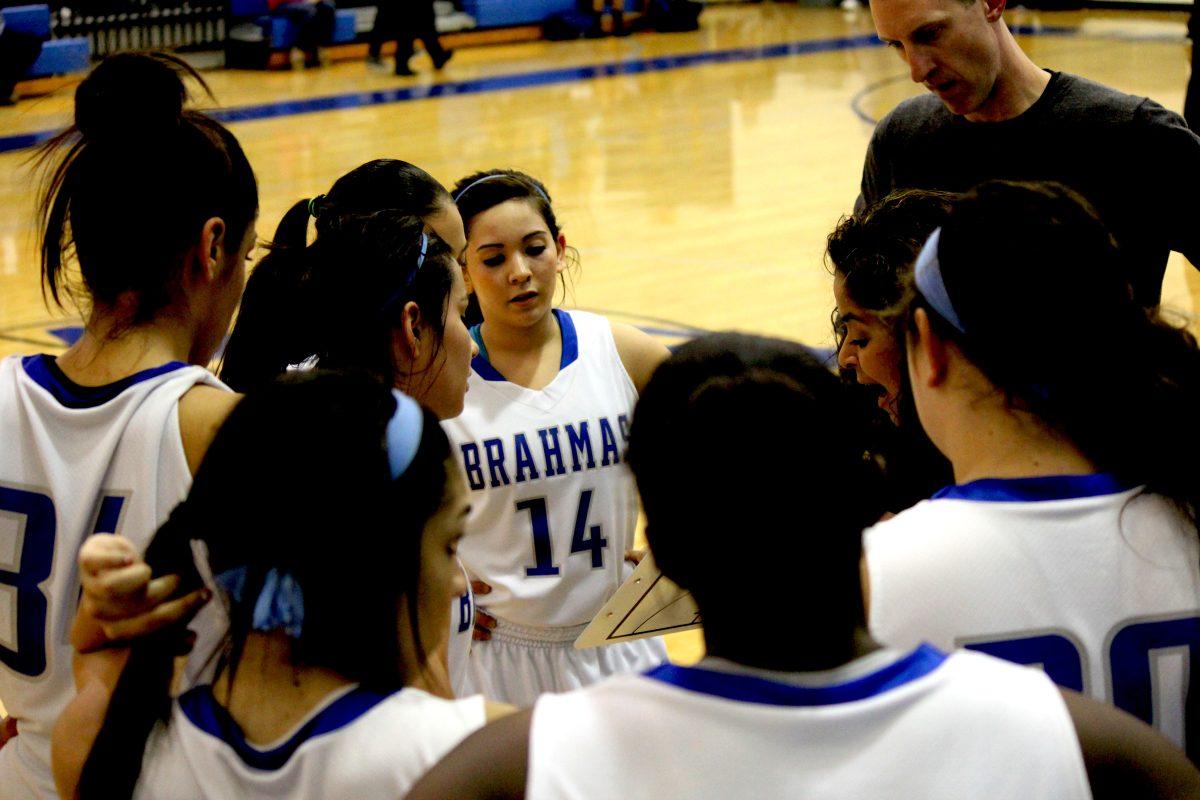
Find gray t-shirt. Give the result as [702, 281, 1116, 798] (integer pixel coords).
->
[859, 71, 1200, 306]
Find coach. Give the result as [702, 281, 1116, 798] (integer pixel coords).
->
[858, 0, 1200, 306]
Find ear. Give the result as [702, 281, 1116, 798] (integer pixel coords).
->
[199, 218, 227, 283]
[554, 233, 568, 274]
[982, 0, 1006, 23]
[392, 300, 425, 365]
[908, 308, 950, 388]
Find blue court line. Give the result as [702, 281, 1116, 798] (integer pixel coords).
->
[0, 33, 885, 153]
[0, 22, 1178, 154]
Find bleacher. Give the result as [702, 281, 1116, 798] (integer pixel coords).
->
[1, 4, 90, 79]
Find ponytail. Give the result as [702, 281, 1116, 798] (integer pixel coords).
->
[77, 508, 201, 800]
[219, 200, 317, 391]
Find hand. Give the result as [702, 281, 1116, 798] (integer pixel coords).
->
[0, 716, 16, 750]
[72, 535, 210, 653]
[624, 548, 647, 566]
[470, 580, 497, 642]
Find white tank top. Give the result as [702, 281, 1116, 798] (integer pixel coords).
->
[528, 647, 1091, 800]
[442, 310, 639, 628]
[865, 474, 1200, 748]
[134, 684, 485, 799]
[0, 354, 226, 799]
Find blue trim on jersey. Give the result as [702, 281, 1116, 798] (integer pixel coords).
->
[932, 473, 1132, 503]
[644, 644, 947, 706]
[470, 309, 580, 382]
[178, 684, 393, 771]
[20, 354, 189, 409]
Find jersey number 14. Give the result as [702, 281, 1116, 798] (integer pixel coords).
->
[517, 490, 607, 577]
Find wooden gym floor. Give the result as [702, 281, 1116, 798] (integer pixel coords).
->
[0, 2, 1197, 665]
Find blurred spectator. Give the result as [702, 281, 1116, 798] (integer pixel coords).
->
[369, 0, 451, 76]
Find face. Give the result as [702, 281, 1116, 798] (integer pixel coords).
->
[834, 274, 904, 424]
[870, 0, 1003, 118]
[408, 261, 476, 420]
[462, 198, 565, 329]
[412, 457, 470, 655]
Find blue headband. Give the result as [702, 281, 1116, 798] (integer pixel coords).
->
[913, 228, 965, 334]
[212, 566, 306, 639]
[453, 173, 551, 204]
[381, 231, 429, 312]
[386, 389, 424, 479]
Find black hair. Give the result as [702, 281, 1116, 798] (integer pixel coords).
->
[906, 179, 1200, 521]
[827, 189, 956, 509]
[451, 169, 577, 326]
[220, 159, 457, 393]
[36, 52, 258, 329]
[77, 370, 452, 800]
[627, 333, 884, 631]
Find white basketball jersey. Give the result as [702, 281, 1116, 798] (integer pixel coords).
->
[865, 474, 1200, 748]
[0, 354, 223, 799]
[442, 310, 639, 628]
[528, 646, 1091, 800]
[133, 684, 485, 799]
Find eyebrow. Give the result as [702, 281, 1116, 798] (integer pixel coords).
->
[835, 312, 864, 327]
[474, 231, 549, 252]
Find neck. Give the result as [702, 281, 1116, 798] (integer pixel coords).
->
[704, 620, 879, 673]
[964, 28, 1050, 122]
[214, 632, 354, 745]
[480, 309, 559, 356]
[937, 395, 1098, 484]
[57, 310, 200, 384]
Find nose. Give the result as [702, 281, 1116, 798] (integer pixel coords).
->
[508, 253, 532, 283]
[837, 341, 858, 372]
[908, 50, 935, 85]
[451, 568, 468, 599]
[469, 335, 480, 358]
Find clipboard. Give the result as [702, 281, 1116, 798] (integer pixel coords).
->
[575, 552, 701, 649]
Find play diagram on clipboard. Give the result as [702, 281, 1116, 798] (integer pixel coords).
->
[575, 552, 701, 649]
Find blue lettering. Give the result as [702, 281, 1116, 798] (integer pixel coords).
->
[599, 417, 621, 466]
[457, 591, 473, 634]
[483, 438, 511, 488]
[565, 421, 596, 472]
[513, 433, 540, 483]
[538, 427, 567, 477]
[459, 443, 485, 491]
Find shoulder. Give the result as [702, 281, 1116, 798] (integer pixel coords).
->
[871, 93, 949, 142]
[1051, 72, 1163, 125]
[607, 322, 670, 394]
[177, 385, 242, 476]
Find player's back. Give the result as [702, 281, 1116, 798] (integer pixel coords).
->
[134, 685, 485, 799]
[864, 477, 1200, 747]
[0, 354, 221, 799]
[528, 647, 1091, 800]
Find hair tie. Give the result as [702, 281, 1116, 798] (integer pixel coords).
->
[386, 389, 424, 479]
[211, 565, 306, 639]
[453, 173, 551, 204]
[913, 228, 966, 334]
[307, 194, 327, 220]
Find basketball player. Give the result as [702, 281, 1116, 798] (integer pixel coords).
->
[0, 52, 257, 799]
[220, 159, 480, 696]
[828, 188, 954, 510]
[406, 333, 1200, 800]
[864, 180, 1200, 750]
[445, 170, 668, 705]
[52, 372, 511, 799]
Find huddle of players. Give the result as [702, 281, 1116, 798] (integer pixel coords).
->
[5, 0, 1200, 792]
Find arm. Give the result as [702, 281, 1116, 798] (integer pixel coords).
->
[404, 708, 532, 800]
[610, 323, 670, 394]
[1136, 99, 1200, 267]
[1061, 688, 1200, 800]
[52, 647, 128, 800]
[177, 386, 242, 476]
